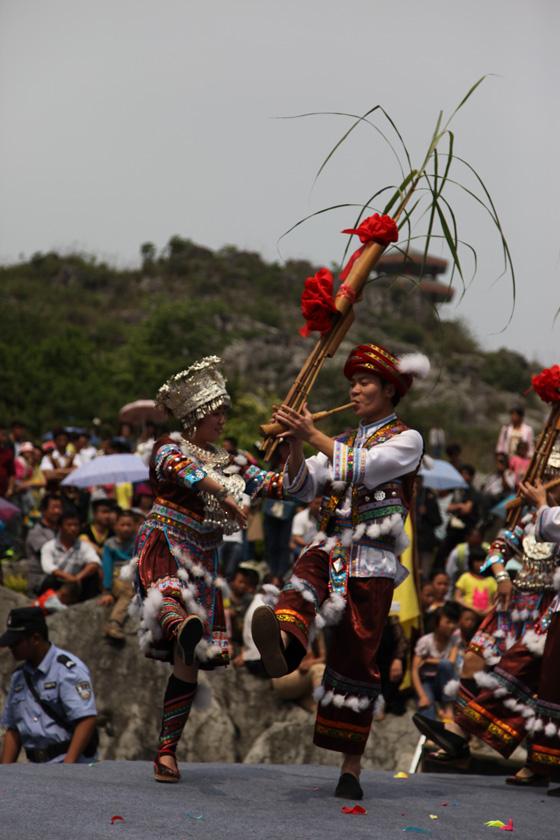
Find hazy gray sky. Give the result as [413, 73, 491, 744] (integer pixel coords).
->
[1, 0, 559, 364]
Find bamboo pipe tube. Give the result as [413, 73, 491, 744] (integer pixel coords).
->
[504, 475, 560, 511]
[259, 402, 354, 439]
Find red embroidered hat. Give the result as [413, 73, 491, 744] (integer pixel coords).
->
[343, 343, 430, 396]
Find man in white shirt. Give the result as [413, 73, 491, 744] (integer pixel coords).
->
[41, 511, 101, 601]
[252, 342, 428, 800]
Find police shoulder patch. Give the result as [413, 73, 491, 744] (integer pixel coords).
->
[75, 681, 92, 700]
[57, 654, 76, 669]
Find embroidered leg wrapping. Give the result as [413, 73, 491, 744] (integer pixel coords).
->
[314, 577, 395, 756]
[158, 596, 188, 642]
[275, 548, 330, 659]
[158, 675, 197, 758]
[455, 640, 543, 758]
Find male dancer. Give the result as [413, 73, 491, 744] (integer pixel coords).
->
[252, 343, 428, 799]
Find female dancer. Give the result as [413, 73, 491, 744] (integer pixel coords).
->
[124, 357, 246, 782]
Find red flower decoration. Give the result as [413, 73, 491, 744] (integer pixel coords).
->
[342, 213, 399, 246]
[299, 268, 338, 338]
[532, 365, 560, 403]
[340, 213, 398, 280]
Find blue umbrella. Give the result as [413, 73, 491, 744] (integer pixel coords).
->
[61, 454, 149, 488]
[418, 458, 468, 491]
[490, 493, 518, 520]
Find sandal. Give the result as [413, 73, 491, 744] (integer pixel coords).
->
[413, 713, 470, 760]
[154, 755, 181, 783]
[506, 767, 549, 787]
[251, 606, 288, 678]
[429, 747, 471, 770]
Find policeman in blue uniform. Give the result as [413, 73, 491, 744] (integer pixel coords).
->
[0, 607, 98, 763]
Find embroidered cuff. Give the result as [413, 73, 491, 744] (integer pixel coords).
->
[284, 457, 311, 498]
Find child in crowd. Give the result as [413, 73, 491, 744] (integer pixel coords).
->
[454, 546, 497, 619]
[80, 496, 114, 558]
[224, 565, 259, 656]
[31, 581, 81, 614]
[411, 601, 461, 721]
[99, 509, 136, 641]
[423, 569, 450, 632]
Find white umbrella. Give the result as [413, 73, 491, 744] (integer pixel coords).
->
[418, 458, 467, 491]
[61, 454, 149, 487]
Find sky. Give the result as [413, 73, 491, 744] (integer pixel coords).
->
[1, 0, 559, 365]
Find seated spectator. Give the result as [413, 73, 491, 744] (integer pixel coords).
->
[435, 463, 480, 563]
[445, 528, 489, 593]
[496, 406, 534, 458]
[455, 606, 478, 675]
[133, 483, 153, 517]
[79, 495, 113, 559]
[40, 427, 76, 492]
[237, 573, 284, 675]
[423, 570, 451, 633]
[479, 452, 516, 536]
[224, 566, 259, 656]
[271, 632, 326, 713]
[99, 509, 136, 641]
[411, 601, 461, 721]
[290, 496, 321, 563]
[375, 614, 408, 718]
[8, 420, 27, 457]
[31, 581, 81, 614]
[13, 441, 45, 526]
[454, 546, 497, 619]
[40, 510, 101, 601]
[72, 431, 97, 468]
[25, 494, 63, 596]
[509, 440, 531, 487]
[415, 476, 442, 580]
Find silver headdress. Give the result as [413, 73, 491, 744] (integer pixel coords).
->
[155, 356, 232, 430]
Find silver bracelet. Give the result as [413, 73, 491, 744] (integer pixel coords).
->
[495, 571, 510, 583]
[214, 485, 228, 503]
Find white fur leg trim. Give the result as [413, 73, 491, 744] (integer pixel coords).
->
[302, 589, 316, 603]
[143, 587, 164, 641]
[340, 529, 353, 548]
[320, 690, 334, 706]
[474, 671, 500, 690]
[313, 684, 325, 702]
[494, 687, 508, 698]
[554, 567, 560, 591]
[533, 718, 544, 733]
[443, 679, 460, 699]
[318, 592, 346, 626]
[523, 629, 546, 657]
[289, 575, 304, 592]
[261, 584, 280, 607]
[505, 633, 517, 651]
[493, 629, 505, 639]
[521, 705, 536, 719]
[511, 609, 521, 622]
[372, 695, 385, 717]
[353, 523, 367, 542]
[519, 608, 530, 621]
[545, 722, 558, 738]
[314, 614, 326, 630]
[332, 693, 346, 708]
[193, 683, 212, 711]
[128, 594, 141, 618]
[120, 556, 138, 581]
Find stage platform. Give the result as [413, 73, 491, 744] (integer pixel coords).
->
[0, 761, 554, 839]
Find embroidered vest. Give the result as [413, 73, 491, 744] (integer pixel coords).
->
[318, 420, 416, 534]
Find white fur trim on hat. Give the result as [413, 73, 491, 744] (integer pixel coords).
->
[397, 353, 430, 380]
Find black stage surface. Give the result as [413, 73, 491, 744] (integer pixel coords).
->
[0, 761, 555, 839]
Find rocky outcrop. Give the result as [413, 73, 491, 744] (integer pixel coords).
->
[0, 588, 418, 769]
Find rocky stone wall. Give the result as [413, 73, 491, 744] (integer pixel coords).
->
[0, 588, 419, 770]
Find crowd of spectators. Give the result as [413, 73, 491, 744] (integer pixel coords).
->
[0, 404, 535, 726]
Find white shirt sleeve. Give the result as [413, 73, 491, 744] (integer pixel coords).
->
[40, 539, 58, 573]
[81, 541, 102, 566]
[333, 428, 423, 488]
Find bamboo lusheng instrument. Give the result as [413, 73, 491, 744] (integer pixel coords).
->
[504, 401, 560, 529]
[259, 184, 417, 460]
[259, 402, 354, 439]
[505, 475, 560, 512]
